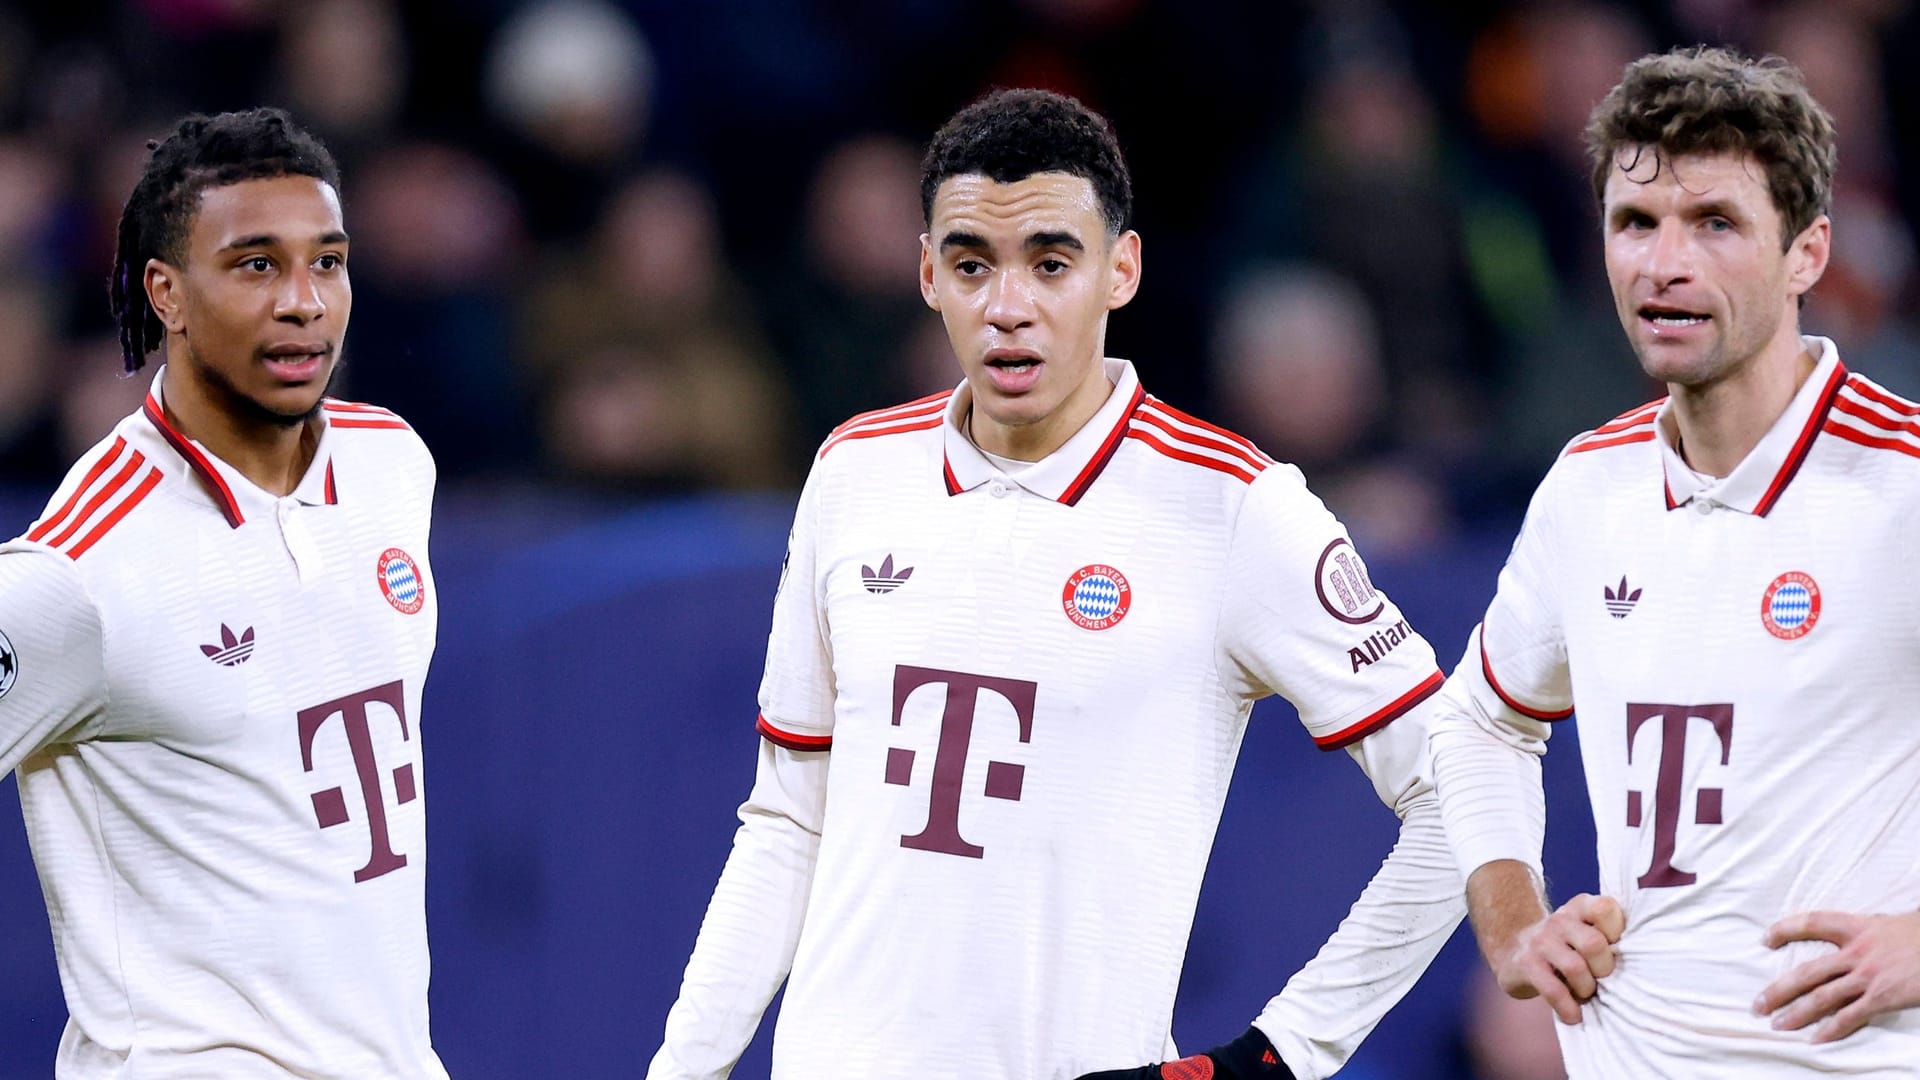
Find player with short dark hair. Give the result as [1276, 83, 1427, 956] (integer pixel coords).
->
[0, 107, 446, 1077]
[650, 87, 1464, 1080]
[1432, 46, 1920, 1076]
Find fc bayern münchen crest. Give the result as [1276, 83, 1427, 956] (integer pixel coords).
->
[1062, 564, 1131, 631]
[377, 548, 426, 615]
[0, 627, 16, 701]
[1760, 571, 1820, 640]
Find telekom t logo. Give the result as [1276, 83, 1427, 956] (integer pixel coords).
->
[885, 664, 1037, 859]
[1625, 702, 1734, 888]
[299, 680, 418, 883]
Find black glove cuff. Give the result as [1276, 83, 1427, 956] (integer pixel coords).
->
[1212, 1026, 1294, 1079]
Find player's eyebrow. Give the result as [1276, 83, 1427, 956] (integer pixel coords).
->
[938, 230, 989, 253]
[218, 230, 351, 253]
[1025, 230, 1083, 252]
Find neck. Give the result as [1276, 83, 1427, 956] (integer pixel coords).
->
[1668, 334, 1816, 478]
[162, 366, 318, 498]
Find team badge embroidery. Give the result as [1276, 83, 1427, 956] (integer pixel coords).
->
[200, 624, 256, 666]
[1315, 538, 1383, 624]
[1604, 575, 1643, 619]
[1760, 571, 1820, 640]
[0, 628, 16, 701]
[377, 548, 426, 615]
[861, 554, 914, 594]
[1062, 564, 1131, 631]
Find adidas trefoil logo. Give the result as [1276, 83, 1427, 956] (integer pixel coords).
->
[1604, 575, 1642, 619]
[201, 624, 256, 666]
[861, 555, 913, 594]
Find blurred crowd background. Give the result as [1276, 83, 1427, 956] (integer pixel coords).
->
[1, 0, 1917, 554]
[1, 1, 1918, 1077]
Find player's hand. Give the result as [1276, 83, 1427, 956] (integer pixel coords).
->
[1754, 910, 1920, 1042]
[1493, 892, 1625, 1025]
[1074, 1026, 1293, 1079]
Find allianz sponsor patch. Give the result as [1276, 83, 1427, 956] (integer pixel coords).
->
[1761, 571, 1820, 640]
[0, 627, 15, 700]
[1062, 564, 1131, 631]
[1316, 538, 1383, 624]
[1349, 618, 1413, 672]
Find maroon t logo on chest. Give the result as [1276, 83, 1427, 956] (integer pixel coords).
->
[299, 680, 418, 882]
[1626, 702, 1734, 888]
[885, 665, 1037, 859]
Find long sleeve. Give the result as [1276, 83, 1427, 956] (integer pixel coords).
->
[0, 542, 109, 773]
[646, 739, 829, 1079]
[1252, 700, 1466, 1080]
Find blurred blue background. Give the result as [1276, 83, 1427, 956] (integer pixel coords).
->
[2, 0, 1917, 1075]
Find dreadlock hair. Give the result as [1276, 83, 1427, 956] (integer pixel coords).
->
[110, 107, 341, 374]
[920, 88, 1132, 235]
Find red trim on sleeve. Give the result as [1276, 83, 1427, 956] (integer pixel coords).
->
[65, 468, 162, 560]
[1314, 670, 1444, 751]
[45, 451, 146, 548]
[1479, 633, 1572, 721]
[756, 714, 832, 752]
[1825, 419, 1920, 460]
[1123, 429, 1260, 483]
[818, 416, 944, 458]
[1845, 376, 1919, 416]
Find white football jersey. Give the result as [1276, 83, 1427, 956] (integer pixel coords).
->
[652, 360, 1462, 1079]
[0, 368, 446, 1078]
[1438, 337, 1920, 1076]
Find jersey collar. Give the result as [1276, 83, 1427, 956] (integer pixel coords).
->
[941, 358, 1145, 506]
[140, 365, 340, 528]
[1658, 335, 1847, 517]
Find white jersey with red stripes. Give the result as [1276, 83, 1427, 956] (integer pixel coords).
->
[0, 366, 446, 1078]
[1436, 336, 1920, 1076]
[653, 358, 1459, 1079]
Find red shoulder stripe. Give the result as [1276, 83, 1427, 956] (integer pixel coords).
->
[828, 391, 951, 437]
[65, 467, 162, 560]
[27, 436, 128, 543]
[322, 399, 400, 416]
[819, 415, 944, 458]
[1124, 428, 1259, 483]
[1132, 405, 1272, 474]
[756, 714, 832, 752]
[1314, 670, 1444, 751]
[329, 418, 412, 430]
[1824, 420, 1920, 460]
[1591, 398, 1665, 435]
[1844, 376, 1919, 417]
[1479, 632, 1572, 721]
[1833, 389, 1920, 436]
[1140, 397, 1274, 463]
[45, 451, 147, 549]
[1566, 430, 1656, 455]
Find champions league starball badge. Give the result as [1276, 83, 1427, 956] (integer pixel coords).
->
[0, 628, 17, 700]
[1761, 571, 1821, 640]
[1062, 564, 1131, 631]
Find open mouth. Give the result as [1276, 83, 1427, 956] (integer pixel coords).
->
[1640, 305, 1709, 328]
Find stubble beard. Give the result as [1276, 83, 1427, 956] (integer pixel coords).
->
[188, 345, 344, 430]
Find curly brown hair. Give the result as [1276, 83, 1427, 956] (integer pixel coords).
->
[1586, 46, 1836, 251]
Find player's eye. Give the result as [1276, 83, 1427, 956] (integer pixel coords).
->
[954, 258, 987, 276]
[241, 255, 273, 272]
[1036, 258, 1068, 274]
[315, 253, 345, 271]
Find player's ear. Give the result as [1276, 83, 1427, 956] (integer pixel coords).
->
[919, 233, 939, 311]
[1786, 214, 1829, 299]
[146, 258, 187, 333]
[1106, 229, 1141, 311]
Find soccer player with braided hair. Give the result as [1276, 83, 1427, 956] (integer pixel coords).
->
[0, 108, 447, 1077]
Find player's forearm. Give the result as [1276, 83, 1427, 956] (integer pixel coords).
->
[1464, 859, 1551, 972]
[1254, 789, 1465, 1080]
[647, 746, 826, 1079]
[1429, 677, 1547, 882]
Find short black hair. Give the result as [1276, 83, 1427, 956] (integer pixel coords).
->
[920, 88, 1132, 235]
[110, 107, 341, 373]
